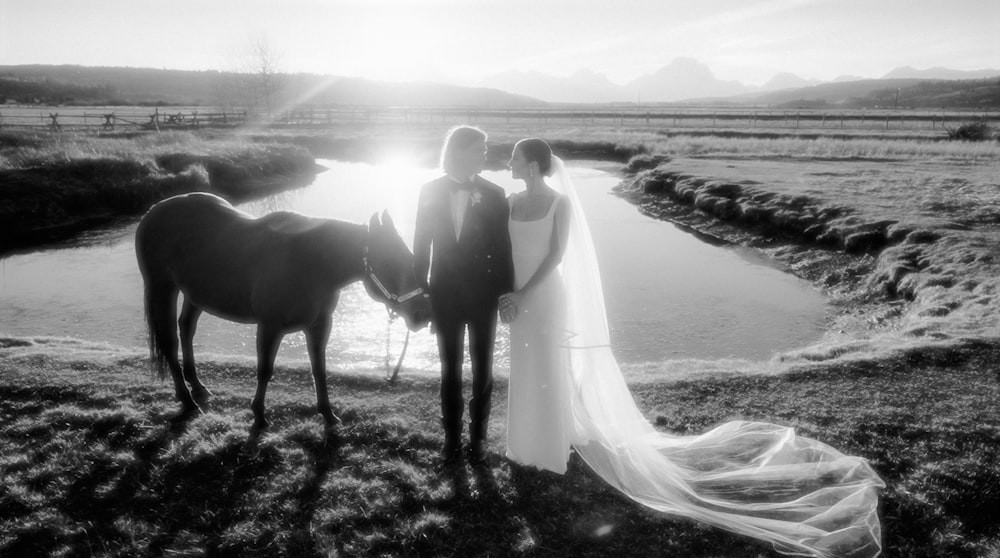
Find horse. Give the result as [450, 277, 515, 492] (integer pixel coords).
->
[135, 192, 431, 429]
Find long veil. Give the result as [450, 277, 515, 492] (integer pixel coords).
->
[548, 156, 885, 558]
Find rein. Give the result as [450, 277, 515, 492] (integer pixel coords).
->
[362, 244, 427, 383]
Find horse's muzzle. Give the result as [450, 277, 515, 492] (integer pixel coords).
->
[400, 294, 432, 332]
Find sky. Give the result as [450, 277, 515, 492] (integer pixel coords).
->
[1, 0, 997, 87]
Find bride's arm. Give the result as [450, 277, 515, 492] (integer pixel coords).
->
[502, 195, 572, 310]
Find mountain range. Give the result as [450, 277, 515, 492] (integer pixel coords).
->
[478, 57, 1000, 104]
[1, 59, 998, 109]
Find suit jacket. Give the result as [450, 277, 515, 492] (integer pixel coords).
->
[413, 174, 514, 314]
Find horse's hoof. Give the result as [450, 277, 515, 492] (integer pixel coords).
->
[252, 418, 269, 432]
[191, 386, 212, 405]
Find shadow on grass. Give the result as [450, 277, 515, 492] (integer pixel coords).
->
[4, 343, 998, 557]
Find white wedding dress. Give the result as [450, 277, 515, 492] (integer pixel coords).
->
[506, 194, 577, 473]
[504, 158, 885, 558]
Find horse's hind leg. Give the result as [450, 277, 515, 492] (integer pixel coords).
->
[305, 316, 339, 427]
[251, 324, 283, 431]
[179, 299, 211, 405]
[148, 283, 200, 421]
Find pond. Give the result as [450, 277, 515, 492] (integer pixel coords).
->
[0, 160, 829, 377]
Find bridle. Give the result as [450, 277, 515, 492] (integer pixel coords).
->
[362, 246, 428, 313]
[361, 242, 429, 383]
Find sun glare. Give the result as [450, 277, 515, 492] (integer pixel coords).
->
[378, 148, 421, 169]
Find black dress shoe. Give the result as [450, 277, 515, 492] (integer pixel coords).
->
[442, 443, 462, 466]
[468, 442, 487, 466]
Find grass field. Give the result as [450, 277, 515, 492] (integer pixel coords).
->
[0, 338, 997, 557]
[2, 126, 999, 557]
[0, 130, 317, 251]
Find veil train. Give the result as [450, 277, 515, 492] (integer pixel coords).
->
[548, 157, 884, 558]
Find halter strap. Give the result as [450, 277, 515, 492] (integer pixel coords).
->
[362, 245, 427, 308]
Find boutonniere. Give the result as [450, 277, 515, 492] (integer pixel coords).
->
[470, 190, 483, 206]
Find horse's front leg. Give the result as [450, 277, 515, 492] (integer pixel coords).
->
[251, 324, 283, 431]
[305, 316, 339, 427]
[179, 299, 211, 405]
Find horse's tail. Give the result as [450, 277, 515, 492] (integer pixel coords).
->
[141, 279, 174, 381]
[136, 236, 176, 381]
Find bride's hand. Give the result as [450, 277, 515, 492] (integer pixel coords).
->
[499, 293, 519, 323]
[500, 304, 517, 324]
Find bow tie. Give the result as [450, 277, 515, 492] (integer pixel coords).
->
[451, 180, 475, 192]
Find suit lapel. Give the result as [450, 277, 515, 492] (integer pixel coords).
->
[434, 182, 458, 248]
[458, 179, 485, 245]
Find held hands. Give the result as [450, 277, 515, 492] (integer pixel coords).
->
[499, 292, 522, 324]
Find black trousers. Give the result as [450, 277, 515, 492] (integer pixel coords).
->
[433, 302, 498, 448]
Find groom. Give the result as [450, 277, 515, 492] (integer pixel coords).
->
[413, 125, 514, 466]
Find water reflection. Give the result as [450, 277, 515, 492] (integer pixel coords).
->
[0, 160, 828, 376]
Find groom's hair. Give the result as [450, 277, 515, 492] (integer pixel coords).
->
[441, 125, 487, 174]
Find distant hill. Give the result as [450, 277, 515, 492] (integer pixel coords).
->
[1, 63, 997, 110]
[881, 66, 1000, 80]
[0, 65, 544, 108]
[624, 58, 750, 103]
[737, 77, 1000, 109]
[480, 59, 1000, 106]
[480, 69, 627, 104]
[480, 58, 752, 103]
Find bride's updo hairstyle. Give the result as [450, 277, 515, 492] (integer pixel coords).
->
[515, 138, 554, 177]
[441, 125, 487, 174]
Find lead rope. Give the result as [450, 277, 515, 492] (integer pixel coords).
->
[384, 309, 411, 383]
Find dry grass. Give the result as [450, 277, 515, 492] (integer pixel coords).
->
[0, 130, 317, 252]
[1, 337, 997, 557]
[616, 138, 1000, 366]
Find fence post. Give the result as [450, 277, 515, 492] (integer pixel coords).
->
[148, 108, 160, 132]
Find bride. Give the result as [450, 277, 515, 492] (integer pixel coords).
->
[499, 138, 885, 558]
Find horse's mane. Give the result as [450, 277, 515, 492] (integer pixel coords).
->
[257, 212, 359, 236]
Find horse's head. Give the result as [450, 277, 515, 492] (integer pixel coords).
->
[363, 211, 432, 331]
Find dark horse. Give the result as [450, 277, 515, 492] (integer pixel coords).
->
[135, 192, 431, 429]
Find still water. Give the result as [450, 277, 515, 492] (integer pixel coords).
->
[0, 160, 828, 376]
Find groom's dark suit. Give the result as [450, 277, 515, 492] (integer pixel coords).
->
[413, 174, 514, 458]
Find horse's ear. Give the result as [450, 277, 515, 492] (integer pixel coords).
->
[369, 212, 381, 232]
[381, 210, 396, 232]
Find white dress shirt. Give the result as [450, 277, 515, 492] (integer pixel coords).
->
[449, 174, 476, 241]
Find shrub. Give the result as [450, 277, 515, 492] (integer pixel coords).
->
[946, 121, 994, 142]
[625, 153, 671, 174]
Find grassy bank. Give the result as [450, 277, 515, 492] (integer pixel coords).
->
[616, 138, 1000, 365]
[0, 338, 997, 557]
[0, 130, 318, 252]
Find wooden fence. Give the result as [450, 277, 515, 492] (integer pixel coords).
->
[286, 106, 998, 133]
[1, 105, 997, 134]
[0, 107, 247, 131]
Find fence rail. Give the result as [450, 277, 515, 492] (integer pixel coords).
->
[0, 107, 247, 131]
[1, 105, 997, 134]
